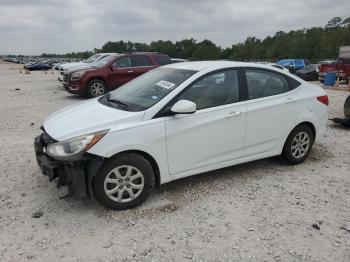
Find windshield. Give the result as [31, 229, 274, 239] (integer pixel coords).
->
[84, 54, 99, 63]
[93, 55, 116, 68]
[102, 68, 197, 111]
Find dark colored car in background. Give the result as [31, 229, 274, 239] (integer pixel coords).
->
[63, 52, 171, 98]
[331, 95, 350, 127]
[295, 65, 319, 81]
[24, 63, 51, 71]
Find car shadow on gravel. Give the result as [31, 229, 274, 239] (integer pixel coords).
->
[154, 157, 281, 201]
[328, 122, 350, 131]
[63, 95, 86, 101]
[34, 145, 333, 217]
[152, 144, 333, 209]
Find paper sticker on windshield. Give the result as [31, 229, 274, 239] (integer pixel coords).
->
[156, 80, 175, 89]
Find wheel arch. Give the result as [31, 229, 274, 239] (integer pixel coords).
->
[294, 121, 316, 140]
[86, 77, 109, 94]
[107, 150, 161, 187]
[283, 121, 316, 150]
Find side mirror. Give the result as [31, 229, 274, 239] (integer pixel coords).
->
[170, 100, 196, 115]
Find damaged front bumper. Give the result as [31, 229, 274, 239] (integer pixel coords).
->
[34, 132, 103, 198]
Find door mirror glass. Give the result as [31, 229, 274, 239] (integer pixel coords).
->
[170, 100, 196, 114]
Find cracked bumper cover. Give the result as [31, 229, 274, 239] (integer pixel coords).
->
[34, 133, 103, 198]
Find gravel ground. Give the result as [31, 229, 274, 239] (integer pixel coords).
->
[0, 61, 350, 262]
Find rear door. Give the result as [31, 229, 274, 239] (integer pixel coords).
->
[243, 68, 301, 156]
[130, 55, 156, 77]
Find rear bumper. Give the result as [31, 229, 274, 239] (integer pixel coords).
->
[34, 134, 103, 198]
[313, 112, 328, 142]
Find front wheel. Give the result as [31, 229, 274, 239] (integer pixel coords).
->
[87, 79, 107, 98]
[282, 125, 314, 164]
[93, 153, 155, 210]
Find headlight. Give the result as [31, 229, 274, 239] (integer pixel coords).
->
[71, 70, 86, 81]
[46, 130, 108, 160]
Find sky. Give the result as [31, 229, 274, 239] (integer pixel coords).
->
[0, 0, 349, 55]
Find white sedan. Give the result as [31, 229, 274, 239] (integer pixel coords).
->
[34, 61, 328, 210]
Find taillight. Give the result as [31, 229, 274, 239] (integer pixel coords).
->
[317, 95, 329, 106]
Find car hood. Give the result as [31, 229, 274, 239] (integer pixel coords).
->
[61, 62, 87, 69]
[66, 65, 96, 74]
[43, 99, 145, 141]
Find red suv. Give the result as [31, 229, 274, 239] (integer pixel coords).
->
[63, 52, 171, 98]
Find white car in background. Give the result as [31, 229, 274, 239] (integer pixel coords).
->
[35, 61, 328, 210]
[256, 61, 289, 72]
[268, 63, 290, 72]
[57, 53, 117, 82]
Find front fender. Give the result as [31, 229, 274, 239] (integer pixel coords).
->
[87, 119, 171, 184]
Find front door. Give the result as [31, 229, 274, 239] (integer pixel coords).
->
[164, 69, 246, 177]
[109, 56, 134, 88]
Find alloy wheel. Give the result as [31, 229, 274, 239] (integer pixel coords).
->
[291, 131, 310, 159]
[90, 82, 105, 96]
[103, 165, 145, 203]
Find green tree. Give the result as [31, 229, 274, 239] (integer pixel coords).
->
[191, 40, 221, 60]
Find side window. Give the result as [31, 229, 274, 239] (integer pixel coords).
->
[178, 70, 239, 110]
[131, 56, 152, 67]
[97, 55, 108, 62]
[288, 77, 301, 89]
[114, 57, 131, 68]
[245, 69, 289, 99]
[154, 55, 171, 65]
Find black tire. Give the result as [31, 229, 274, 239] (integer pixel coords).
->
[281, 125, 314, 165]
[320, 79, 324, 83]
[344, 95, 350, 118]
[92, 153, 155, 210]
[87, 79, 107, 98]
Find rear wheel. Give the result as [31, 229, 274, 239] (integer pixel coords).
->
[282, 125, 314, 164]
[93, 153, 155, 210]
[87, 79, 107, 98]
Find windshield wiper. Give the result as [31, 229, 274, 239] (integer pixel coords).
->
[105, 95, 129, 109]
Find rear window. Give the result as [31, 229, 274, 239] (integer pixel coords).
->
[245, 69, 290, 99]
[288, 77, 301, 89]
[154, 55, 171, 66]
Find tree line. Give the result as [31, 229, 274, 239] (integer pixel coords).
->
[42, 18, 350, 62]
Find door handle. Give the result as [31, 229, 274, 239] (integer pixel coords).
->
[285, 98, 297, 104]
[227, 111, 241, 117]
[127, 70, 134, 73]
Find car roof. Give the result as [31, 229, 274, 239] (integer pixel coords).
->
[163, 60, 286, 72]
[97, 53, 118, 55]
